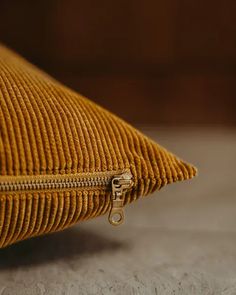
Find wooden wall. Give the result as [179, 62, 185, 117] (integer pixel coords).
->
[0, 0, 235, 125]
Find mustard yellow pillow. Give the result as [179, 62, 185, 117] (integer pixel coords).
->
[0, 45, 197, 248]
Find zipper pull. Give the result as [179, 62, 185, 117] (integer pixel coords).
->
[108, 172, 133, 226]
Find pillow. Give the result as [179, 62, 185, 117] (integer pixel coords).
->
[0, 44, 197, 248]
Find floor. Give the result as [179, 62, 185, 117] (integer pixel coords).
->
[0, 127, 236, 295]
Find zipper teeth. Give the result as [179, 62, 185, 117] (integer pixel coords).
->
[0, 177, 111, 192]
[0, 171, 127, 193]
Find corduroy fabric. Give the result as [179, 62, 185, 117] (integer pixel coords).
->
[0, 44, 197, 248]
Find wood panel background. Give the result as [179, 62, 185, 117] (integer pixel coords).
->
[0, 0, 235, 125]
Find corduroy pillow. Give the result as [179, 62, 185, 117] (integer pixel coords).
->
[0, 44, 197, 248]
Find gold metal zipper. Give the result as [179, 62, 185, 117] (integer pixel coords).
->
[108, 172, 133, 226]
[0, 170, 133, 225]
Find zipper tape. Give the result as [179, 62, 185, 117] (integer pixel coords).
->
[0, 170, 133, 225]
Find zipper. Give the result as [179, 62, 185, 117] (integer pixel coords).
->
[0, 170, 133, 226]
[108, 172, 133, 226]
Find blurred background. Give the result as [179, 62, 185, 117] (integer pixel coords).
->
[0, 0, 235, 126]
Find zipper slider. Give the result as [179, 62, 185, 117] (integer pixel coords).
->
[108, 171, 133, 226]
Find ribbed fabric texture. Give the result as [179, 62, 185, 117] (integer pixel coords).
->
[0, 44, 197, 247]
